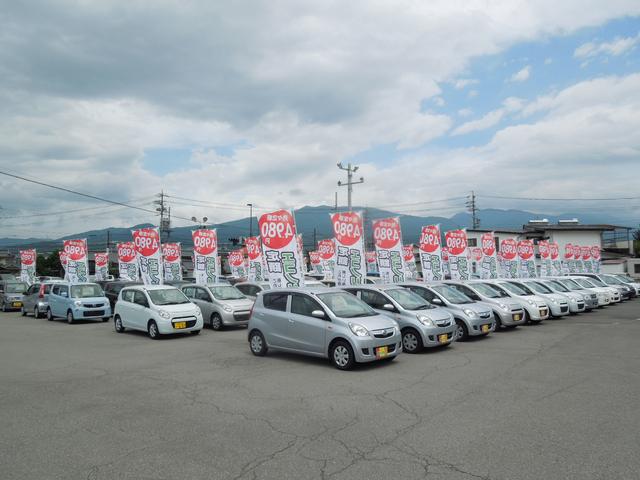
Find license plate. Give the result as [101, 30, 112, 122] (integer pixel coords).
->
[173, 322, 187, 329]
[539, 310, 546, 316]
[481, 324, 490, 333]
[513, 314, 521, 321]
[375, 346, 388, 358]
[12, 302, 22, 308]
[438, 334, 449, 344]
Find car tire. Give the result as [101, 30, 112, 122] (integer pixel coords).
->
[210, 313, 223, 331]
[102, 317, 110, 322]
[401, 328, 423, 354]
[493, 313, 502, 330]
[34, 306, 41, 319]
[190, 330, 201, 335]
[330, 340, 355, 370]
[46, 308, 54, 321]
[148, 320, 160, 339]
[114, 315, 125, 333]
[1, 302, 6, 313]
[455, 320, 469, 341]
[20, 306, 27, 316]
[67, 310, 74, 324]
[249, 330, 268, 356]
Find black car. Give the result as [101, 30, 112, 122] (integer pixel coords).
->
[103, 281, 142, 311]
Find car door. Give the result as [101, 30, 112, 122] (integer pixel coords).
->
[287, 293, 327, 354]
[117, 289, 135, 327]
[195, 287, 215, 321]
[132, 291, 150, 330]
[23, 284, 37, 311]
[258, 292, 291, 348]
[52, 285, 69, 316]
[407, 286, 443, 306]
[450, 284, 482, 302]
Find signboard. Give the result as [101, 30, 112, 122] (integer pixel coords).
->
[402, 244, 417, 280]
[259, 210, 304, 288]
[246, 236, 266, 282]
[330, 212, 366, 286]
[418, 225, 443, 281]
[309, 251, 323, 275]
[132, 228, 163, 285]
[444, 229, 470, 280]
[517, 239, 536, 278]
[318, 239, 337, 280]
[162, 243, 182, 281]
[563, 243, 576, 274]
[549, 242, 562, 275]
[538, 240, 552, 277]
[117, 242, 138, 281]
[590, 245, 601, 273]
[479, 233, 498, 279]
[192, 229, 218, 285]
[499, 238, 518, 278]
[59, 250, 69, 280]
[365, 250, 378, 274]
[228, 248, 248, 278]
[372, 217, 405, 283]
[94, 252, 109, 281]
[19, 249, 37, 284]
[63, 239, 89, 283]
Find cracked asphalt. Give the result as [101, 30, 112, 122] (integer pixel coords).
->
[1, 300, 639, 480]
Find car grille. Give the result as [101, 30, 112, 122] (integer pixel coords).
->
[84, 310, 105, 317]
[233, 311, 251, 321]
[560, 306, 569, 313]
[371, 328, 395, 338]
[435, 320, 451, 327]
[83, 303, 104, 309]
[479, 312, 491, 319]
[590, 294, 597, 300]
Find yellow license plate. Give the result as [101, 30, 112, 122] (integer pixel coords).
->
[173, 322, 187, 329]
[481, 324, 490, 333]
[438, 334, 449, 344]
[376, 346, 388, 358]
[513, 314, 521, 321]
[13, 302, 22, 308]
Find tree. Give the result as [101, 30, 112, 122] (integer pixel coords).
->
[37, 251, 63, 277]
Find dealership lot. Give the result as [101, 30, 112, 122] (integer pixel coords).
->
[1, 302, 639, 480]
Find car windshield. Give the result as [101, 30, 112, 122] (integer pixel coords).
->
[5, 283, 27, 293]
[500, 282, 532, 296]
[585, 277, 605, 287]
[210, 286, 246, 300]
[572, 278, 594, 289]
[259, 283, 271, 290]
[527, 282, 553, 294]
[431, 285, 474, 304]
[70, 284, 103, 298]
[317, 292, 378, 318]
[615, 275, 634, 282]
[385, 288, 433, 310]
[147, 288, 191, 305]
[602, 276, 621, 286]
[470, 283, 505, 298]
[547, 280, 569, 292]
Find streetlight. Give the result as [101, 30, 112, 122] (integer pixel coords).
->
[337, 162, 364, 210]
[191, 216, 209, 229]
[247, 203, 253, 237]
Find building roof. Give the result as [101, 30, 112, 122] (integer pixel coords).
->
[523, 224, 628, 232]
[467, 228, 525, 235]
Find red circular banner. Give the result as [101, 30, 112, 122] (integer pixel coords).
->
[193, 229, 217, 255]
[133, 228, 160, 257]
[500, 238, 517, 261]
[64, 239, 87, 261]
[331, 212, 363, 246]
[444, 230, 467, 256]
[259, 210, 296, 249]
[373, 218, 401, 249]
[419, 225, 440, 253]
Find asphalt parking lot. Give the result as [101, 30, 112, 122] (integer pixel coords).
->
[1, 301, 640, 480]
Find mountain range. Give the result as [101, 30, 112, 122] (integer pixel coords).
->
[0, 206, 636, 251]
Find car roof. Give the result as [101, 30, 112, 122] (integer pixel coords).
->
[123, 284, 178, 291]
[344, 283, 405, 291]
[180, 283, 231, 288]
[262, 286, 337, 295]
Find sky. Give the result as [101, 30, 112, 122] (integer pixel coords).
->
[0, 1, 639, 239]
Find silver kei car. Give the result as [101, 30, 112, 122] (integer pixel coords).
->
[248, 287, 401, 370]
[482, 280, 549, 323]
[398, 282, 495, 341]
[536, 278, 594, 311]
[512, 280, 570, 318]
[342, 284, 456, 353]
[444, 281, 526, 329]
[181, 284, 254, 330]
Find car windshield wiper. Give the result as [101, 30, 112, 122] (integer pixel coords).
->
[413, 304, 431, 310]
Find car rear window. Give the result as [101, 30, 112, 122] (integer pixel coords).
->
[263, 293, 288, 311]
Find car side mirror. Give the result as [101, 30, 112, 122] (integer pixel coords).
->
[61, 291, 68, 298]
[431, 298, 443, 305]
[383, 303, 395, 311]
[311, 309, 326, 319]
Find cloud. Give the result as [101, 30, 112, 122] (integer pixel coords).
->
[574, 33, 640, 59]
[453, 78, 478, 89]
[451, 97, 524, 135]
[509, 65, 531, 82]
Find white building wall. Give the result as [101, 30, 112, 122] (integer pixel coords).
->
[545, 230, 603, 252]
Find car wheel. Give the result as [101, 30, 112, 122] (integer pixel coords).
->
[114, 315, 125, 333]
[20, 306, 27, 316]
[330, 340, 355, 370]
[210, 313, 223, 331]
[493, 313, 502, 330]
[148, 320, 160, 339]
[190, 330, 201, 335]
[34, 306, 41, 319]
[1, 302, 6, 313]
[249, 330, 268, 356]
[455, 320, 468, 341]
[46, 308, 54, 321]
[67, 310, 74, 324]
[401, 328, 423, 354]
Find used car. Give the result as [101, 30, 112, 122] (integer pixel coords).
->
[46, 282, 111, 323]
[181, 283, 254, 330]
[0, 281, 29, 312]
[248, 287, 401, 370]
[21, 280, 64, 317]
[235, 281, 272, 300]
[481, 280, 549, 323]
[103, 280, 142, 311]
[535, 279, 594, 311]
[511, 280, 571, 318]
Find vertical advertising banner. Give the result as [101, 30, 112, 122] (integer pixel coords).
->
[295, 234, 307, 273]
[372, 217, 405, 283]
[228, 248, 248, 278]
[441, 247, 451, 278]
[365, 251, 379, 274]
[309, 251, 323, 275]
[259, 210, 304, 288]
[574, 245, 585, 273]
[63, 239, 89, 283]
[549, 242, 562, 275]
[581, 246, 592, 273]
[402, 245, 417, 280]
[132, 227, 163, 286]
[517, 239, 536, 278]
[590, 246, 601, 273]
[117, 242, 138, 281]
[94, 252, 109, 281]
[192, 229, 218, 285]
[444, 229, 470, 280]
[470, 247, 482, 276]
[480, 233, 498, 279]
[563, 244, 576, 274]
[162, 243, 182, 281]
[59, 250, 69, 280]
[538, 241, 552, 277]
[246, 236, 266, 282]
[318, 239, 337, 280]
[419, 225, 444, 281]
[330, 212, 366, 286]
[19, 249, 37, 284]
[499, 238, 518, 278]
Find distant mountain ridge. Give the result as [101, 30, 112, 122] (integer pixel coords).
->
[0, 206, 635, 251]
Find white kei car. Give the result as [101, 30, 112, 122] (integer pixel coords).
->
[114, 285, 203, 339]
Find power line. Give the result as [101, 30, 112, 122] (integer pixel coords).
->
[477, 193, 640, 201]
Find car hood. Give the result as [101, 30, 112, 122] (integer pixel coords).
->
[454, 301, 492, 315]
[542, 293, 569, 303]
[405, 306, 452, 322]
[75, 296, 109, 305]
[156, 303, 201, 316]
[345, 314, 397, 331]
[218, 298, 254, 310]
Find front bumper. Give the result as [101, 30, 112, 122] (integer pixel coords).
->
[352, 332, 402, 363]
[549, 303, 570, 317]
[568, 300, 586, 313]
[3, 298, 23, 310]
[464, 314, 495, 336]
[157, 315, 204, 334]
[419, 323, 457, 347]
[582, 296, 598, 310]
[496, 309, 526, 327]
[72, 305, 112, 320]
[221, 309, 251, 326]
[525, 305, 549, 321]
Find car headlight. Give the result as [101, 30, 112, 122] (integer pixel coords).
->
[223, 305, 233, 313]
[527, 299, 535, 306]
[570, 298, 577, 304]
[158, 310, 171, 319]
[462, 308, 477, 318]
[550, 298, 558, 305]
[417, 315, 433, 326]
[498, 303, 509, 311]
[348, 323, 370, 337]
[194, 309, 202, 317]
[74, 300, 82, 307]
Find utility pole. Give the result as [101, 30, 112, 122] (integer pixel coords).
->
[334, 192, 338, 211]
[247, 203, 253, 237]
[313, 228, 317, 248]
[154, 191, 171, 241]
[337, 162, 364, 211]
[466, 190, 480, 229]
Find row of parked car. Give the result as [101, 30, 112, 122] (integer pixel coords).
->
[3, 272, 638, 370]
